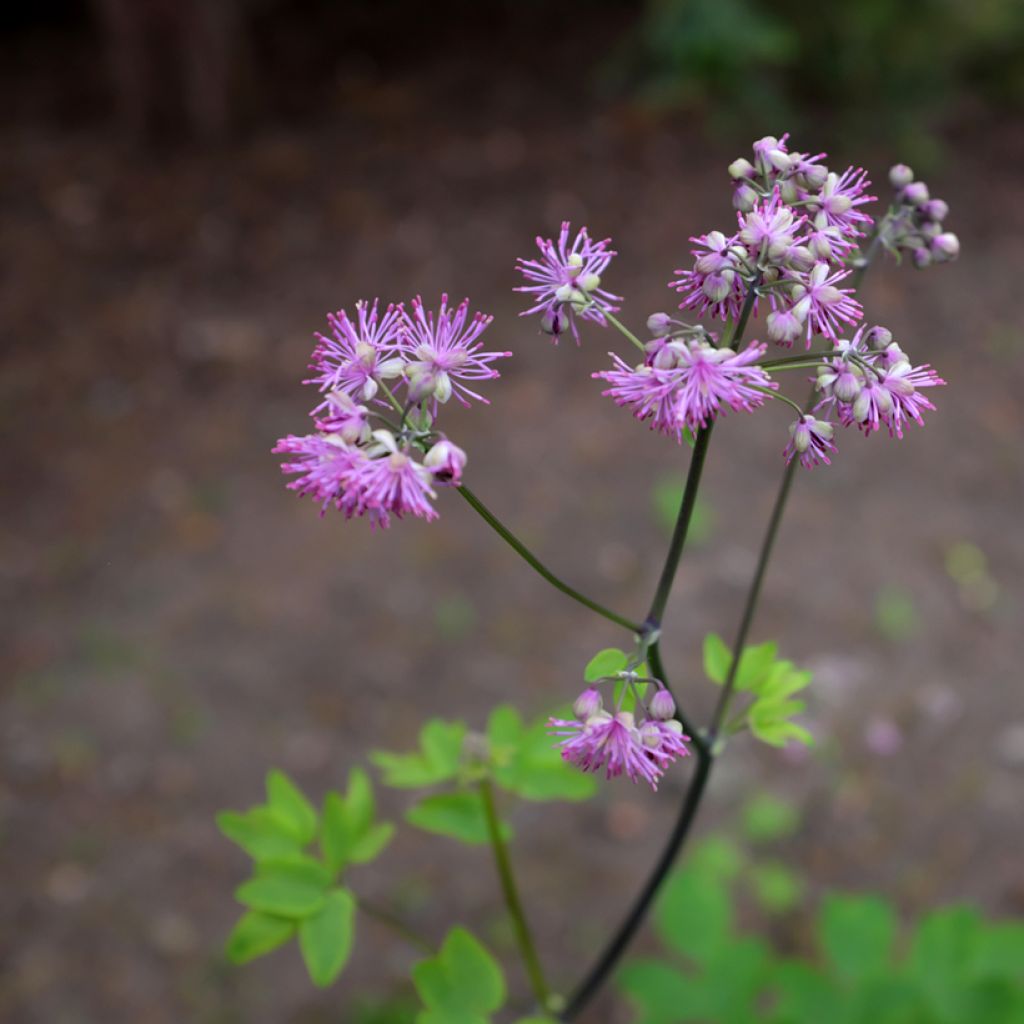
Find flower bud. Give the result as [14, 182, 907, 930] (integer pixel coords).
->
[728, 157, 754, 180]
[424, 439, 467, 485]
[404, 363, 440, 402]
[864, 325, 893, 350]
[902, 182, 930, 207]
[931, 232, 960, 261]
[921, 198, 949, 222]
[833, 368, 862, 403]
[732, 183, 758, 213]
[540, 306, 569, 336]
[802, 164, 829, 190]
[573, 687, 603, 720]
[580, 272, 601, 292]
[647, 312, 673, 336]
[779, 178, 801, 205]
[702, 271, 735, 303]
[912, 246, 933, 269]
[889, 164, 914, 188]
[567, 252, 584, 269]
[786, 245, 815, 273]
[766, 308, 803, 345]
[650, 689, 676, 721]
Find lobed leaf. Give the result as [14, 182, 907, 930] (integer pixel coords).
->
[299, 888, 356, 988]
[405, 791, 511, 846]
[413, 927, 506, 1020]
[225, 910, 296, 964]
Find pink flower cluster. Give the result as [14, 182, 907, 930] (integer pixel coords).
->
[275, 296, 509, 526]
[672, 134, 875, 347]
[548, 685, 690, 791]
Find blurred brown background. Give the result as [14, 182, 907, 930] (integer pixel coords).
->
[2, 1, 1023, 1021]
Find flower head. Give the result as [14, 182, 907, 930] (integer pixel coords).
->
[671, 231, 749, 322]
[308, 299, 406, 404]
[548, 684, 690, 790]
[515, 222, 622, 343]
[596, 340, 776, 437]
[784, 415, 836, 469]
[400, 295, 510, 408]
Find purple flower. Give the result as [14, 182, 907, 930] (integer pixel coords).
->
[314, 391, 372, 444]
[594, 356, 690, 441]
[515, 221, 622, 343]
[784, 415, 836, 469]
[737, 189, 805, 262]
[548, 685, 690, 790]
[549, 711, 663, 787]
[346, 431, 438, 524]
[787, 262, 862, 343]
[596, 340, 776, 436]
[401, 295, 510, 408]
[812, 166, 875, 239]
[308, 300, 406, 404]
[273, 434, 370, 518]
[671, 231, 749, 322]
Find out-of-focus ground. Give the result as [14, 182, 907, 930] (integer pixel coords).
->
[1, 4, 1023, 1023]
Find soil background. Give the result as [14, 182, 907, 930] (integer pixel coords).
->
[2, 3, 1023, 1022]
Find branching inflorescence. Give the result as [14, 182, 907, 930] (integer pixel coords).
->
[267, 134, 959, 1018]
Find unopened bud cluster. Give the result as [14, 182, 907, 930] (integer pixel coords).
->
[881, 164, 959, 269]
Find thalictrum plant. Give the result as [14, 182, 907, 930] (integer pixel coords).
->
[220, 135, 961, 1020]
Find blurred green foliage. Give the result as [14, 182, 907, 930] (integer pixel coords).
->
[608, 0, 1024, 158]
[620, 820, 1024, 1024]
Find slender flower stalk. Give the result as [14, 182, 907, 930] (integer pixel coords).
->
[479, 780, 551, 1009]
[457, 485, 642, 634]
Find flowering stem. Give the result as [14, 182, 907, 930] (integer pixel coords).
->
[604, 311, 647, 353]
[561, 751, 713, 1020]
[457, 485, 642, 634]
[479, 779, 552, 1009]
[644, 424, 715, 632]
[708, 456, 797, 741]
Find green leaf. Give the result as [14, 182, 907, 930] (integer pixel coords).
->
[265, 770, 318, 845]
[235, 874, 327, 919]
[749, 697, 813, 748]
[349, 822, 395, 863]
[256, 854, 332, 889]
[225, 910, 296, 964]
[584, 648, 629, 682]
[907, 906, 982, 1013]
[299, 889, 356, 987]
[770, 960, 840, 1024]
[819, 894, 897, 983]
[742, 793, 800, 843]
[406, 791, 511, 846]
[653, 865, 732, 966]
[757, 661, 813, 701]
[703, 633, 731, 684]
[702, 634, 778, 690]
[972, 922, 1024, 981]
[413, 927, 506, 1020]
[217, 808, 304, 860]
[321, 769, 394, 873]
[372, 719, 467, 788]
[750, 862, 804, 914]
[491, 708, 597, 802]
[618, 958, 701, 1024]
